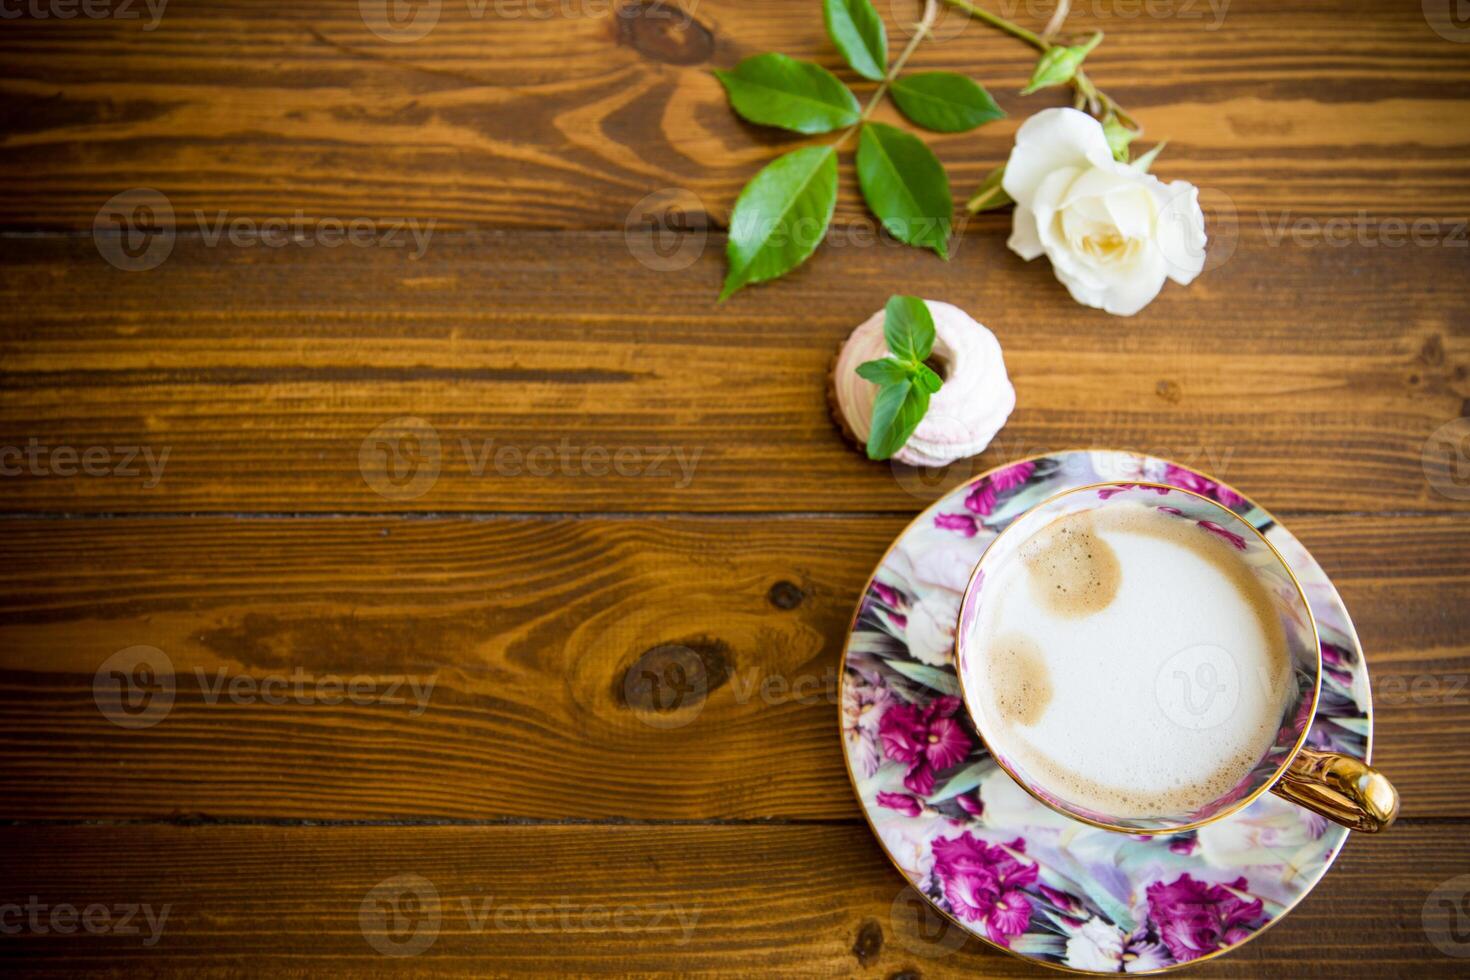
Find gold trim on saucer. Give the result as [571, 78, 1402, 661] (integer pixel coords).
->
[835, 449, 1376, 976]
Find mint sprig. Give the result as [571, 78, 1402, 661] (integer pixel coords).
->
[856, 296, 942, 460]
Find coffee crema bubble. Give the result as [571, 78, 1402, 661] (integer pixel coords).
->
[970, 503, 1292, 819]
[1020, 513, 1121, 617]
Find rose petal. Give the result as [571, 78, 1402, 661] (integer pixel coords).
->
[1151, 178, 1208, 285]
[1002, 107, 1115, 209]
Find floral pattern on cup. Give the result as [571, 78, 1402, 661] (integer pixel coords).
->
[842, 451, 1371, 974]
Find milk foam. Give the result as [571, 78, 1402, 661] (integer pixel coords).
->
[972, 503, 1292, 819]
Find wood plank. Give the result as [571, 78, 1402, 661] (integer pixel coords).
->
[0, 822, 1465, 976]
[0, 513, 1463, 821]
[1, 232, 1465, 514]
[0, 1, 1467, 229]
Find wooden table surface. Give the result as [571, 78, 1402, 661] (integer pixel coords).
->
[2, 0, 1467, 975]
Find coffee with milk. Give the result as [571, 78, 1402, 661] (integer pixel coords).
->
[969, 502, 1293, 819]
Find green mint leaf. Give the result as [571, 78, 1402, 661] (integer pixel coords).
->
[883, 294, 936, 364]
[1131, 140, 1168, 174]
[866, 379, 931, 460]
[855, 357, 912, 386]
[1021, 33, 1102, 95]
[965, 165, 1013, 213]
[914, 362, 943, 394]
[721, 145, 838, 300]
[1103, 116, 1137, 162]
[890, 72, 1005, 133]
[823, 0, 887, 82]
[714, 53, 861, 135]
[855, 122, 953, 259]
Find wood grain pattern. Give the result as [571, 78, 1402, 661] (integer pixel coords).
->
[1, 822, 1466, 976]
[0, 0, 1468, 229]
[1, 231, 1465, 514]
[2, 1, 1467, 975]
[0, 513, 1463, 822]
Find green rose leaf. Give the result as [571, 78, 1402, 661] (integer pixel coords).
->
[866, 378, 931, 460]
[890, 72, 1005, 133]
[1021, 33, 1102, 95]
[721, 145, 838, 300]
[823, 0, 888, 82]
[714, 53, 861, 135]
[882, 294, 936, 364]
[855, 122, 953, 259]
[965, 165, 1013, 213]
[1103, 116, 1137, 162]
[855, 357, 912, 386]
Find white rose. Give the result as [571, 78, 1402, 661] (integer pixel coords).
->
[1003, 107, 1207, 316]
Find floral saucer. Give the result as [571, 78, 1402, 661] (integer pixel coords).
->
[840, 450, 1372, 974]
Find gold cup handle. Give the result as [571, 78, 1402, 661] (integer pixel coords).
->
[1270, 746, 1400, 832]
